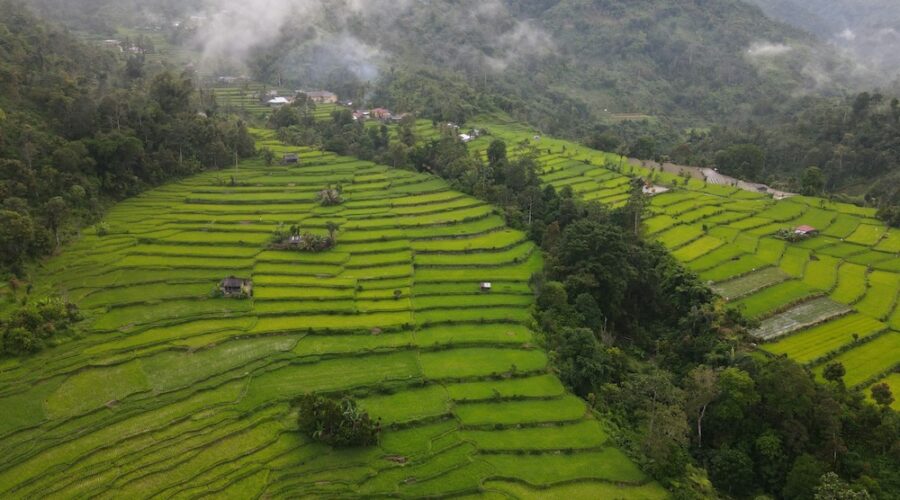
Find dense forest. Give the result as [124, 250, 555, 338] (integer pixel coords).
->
[15, 0, 900, 210]
[0, 0, 254, 273]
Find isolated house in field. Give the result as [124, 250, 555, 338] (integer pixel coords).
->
[220, 276, 252, 297]
[305, 91, 338, 104]
[282, 153, 299, 165]
[794, 225, 818, 236]
[480, 282, 492, 292]
[267, 97, 290, 108]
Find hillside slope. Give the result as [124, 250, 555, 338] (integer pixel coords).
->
[465, 113, 899, 395]
[0, 133, 665, 498]
[22, 0, 846, 132]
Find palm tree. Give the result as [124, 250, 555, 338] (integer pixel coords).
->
[326, 221, 339, 243]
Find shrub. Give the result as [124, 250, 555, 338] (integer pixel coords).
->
[317, 185, 343, 206]
[1, 298, 80, 355]
[296, 394, 380, 447]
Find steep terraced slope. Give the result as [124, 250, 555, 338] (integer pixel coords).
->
[0, 132, 664, 499]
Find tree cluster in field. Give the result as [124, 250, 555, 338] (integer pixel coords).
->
[1, 298, 80, 356]
[269, 222, 338, 253]
[296, 394, 380, 447]
[0, 2, 255, 274]
[316, 185, 344, 206]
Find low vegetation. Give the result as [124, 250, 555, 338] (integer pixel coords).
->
[0, 298, 80, 355]
[296, 394, 380, 447]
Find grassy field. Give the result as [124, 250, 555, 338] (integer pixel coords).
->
[467, 113, 899, 389]
[0, 131, 663, 498]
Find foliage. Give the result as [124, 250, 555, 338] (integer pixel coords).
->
[870, 383, 894, 409]
[1, 297, 80, 355]
[296, 394, 380, 447]
[814, 472, 872, 500]
[0, 1, 255, 272]
[685, 93, 900, 224]
[270, 224, 336, 252]
[317, 185, 343, 206]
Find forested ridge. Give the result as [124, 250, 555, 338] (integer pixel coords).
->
[15, 0, 900, 208]
[0, 0, 254, 272]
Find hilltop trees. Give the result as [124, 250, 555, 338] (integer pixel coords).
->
[0, 2, 255, 272]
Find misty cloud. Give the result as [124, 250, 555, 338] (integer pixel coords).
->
[746, 41, 793, 57]
[837, 28, 856, 41]
[485, 20, 556, 71]
[192, 0, 557, 83]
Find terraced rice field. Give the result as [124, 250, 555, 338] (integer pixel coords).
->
[468, 114, 899, 390]
[0, 131, 665, 498]
[209, 85, 339, 120]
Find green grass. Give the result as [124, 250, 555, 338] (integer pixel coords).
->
[656, 225, 704, 249]
[671, 236, 724, 261]
[831, 263, 869, 304]
[802, 254, 841, 290]
[845, 224, 886, 246]
[485, 480, 669, 500]
[445, 374, 566, 401]
[854, 271, 899, 320]
[419, 348, 548, 379]
[730, 280, 821, 319]
[415, 323, 534, 346]
[763, 313, 885, 363]
[813, 332, 900, 387]
[454, 396, 587, 426]
[866, 373, 900, 411]
[460, 419, 608, 451]
[484, 448, 648, 485]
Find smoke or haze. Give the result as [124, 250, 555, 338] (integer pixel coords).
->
[746, 41, 793, 58]
[193, 0, 556, 82]
[746, 0, 900, 85]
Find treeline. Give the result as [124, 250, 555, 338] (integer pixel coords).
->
[590, 91, 900, 226]
[269, 111, 900, 498]
[0, 0, 254, 273]
[688, 92, 900, 225]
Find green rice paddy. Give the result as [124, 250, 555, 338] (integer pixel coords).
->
[0, 130, 663, 498]
[467, 114, 899, 389]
